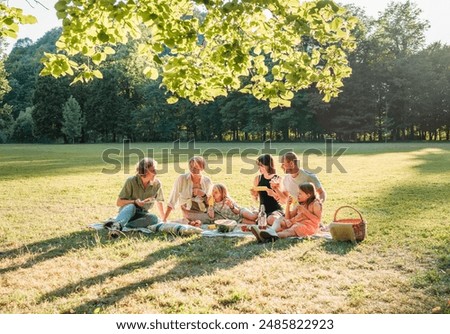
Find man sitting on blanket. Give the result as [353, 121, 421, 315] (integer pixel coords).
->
[268, 151, 326, 204]
[104, 158, 165, 238]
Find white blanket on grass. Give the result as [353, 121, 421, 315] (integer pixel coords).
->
[88, 222, 332, 240]
[88, 223, 153, 234]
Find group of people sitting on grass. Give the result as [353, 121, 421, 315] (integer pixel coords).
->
[104, 152, 326, 242]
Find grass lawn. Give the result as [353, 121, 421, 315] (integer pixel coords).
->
[0, 142, 449, 314]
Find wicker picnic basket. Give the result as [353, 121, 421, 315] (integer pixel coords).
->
[329, 206, 367, 242]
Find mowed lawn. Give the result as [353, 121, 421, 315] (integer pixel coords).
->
[0, 142, 449, 314]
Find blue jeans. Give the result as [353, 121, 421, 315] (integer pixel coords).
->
[115, 204, 159, 229]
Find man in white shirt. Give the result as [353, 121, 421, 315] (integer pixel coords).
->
[270, 152, 326, 204]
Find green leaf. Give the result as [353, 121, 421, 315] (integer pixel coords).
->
[144, 67, 159, 80]
[92, 53, 102, 65]
[55, 1, 68, 12]
[166, 96, 179, 104]
[153, 55, 163, 65]
[103, 46, 115, 55]
[65, 66, 74, 76]
[56, 11, 67, 19]
[92, 70, 103, 79]
[55, 40, 66, 49]
[22, 15, 37, 24]
[4, 29, 17, 38]
[280, 90, 294, 100]
[70, 75, 85, 85]
[223, 77, 233, 85]
[3, 18, 14, 25]
[98, 31, 109, 42]
[278, 98, 292, 108]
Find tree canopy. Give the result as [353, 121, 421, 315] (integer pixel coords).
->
[0, 1, 37, 39]
[33, 0, 357, 108]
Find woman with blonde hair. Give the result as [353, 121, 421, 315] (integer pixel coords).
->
[163, 156, 213, 223]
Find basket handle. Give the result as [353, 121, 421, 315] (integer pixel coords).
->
[333, 206, 364, 222]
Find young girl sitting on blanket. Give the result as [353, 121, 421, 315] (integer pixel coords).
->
[207, 183, 258, 224]
[255, 182, 322, 241]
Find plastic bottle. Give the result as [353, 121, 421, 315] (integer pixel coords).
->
[258, 204, 267, 230]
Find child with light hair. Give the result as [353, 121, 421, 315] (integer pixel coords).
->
[208, 183, 257, 224]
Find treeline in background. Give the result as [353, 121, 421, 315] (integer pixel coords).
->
[0, 1, 449, 144]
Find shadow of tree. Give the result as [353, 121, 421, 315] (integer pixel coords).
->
[322, 148, 449, 254]
[0, 230, 101, 275]
[335, 148, 450, 309]
[320, 241, 357, 255]
[37, 234, 301, 313]
[410, 147, 450, 175]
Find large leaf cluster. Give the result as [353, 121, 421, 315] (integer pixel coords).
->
[40, 0, 358, 108]
[0, 2, 37, 39]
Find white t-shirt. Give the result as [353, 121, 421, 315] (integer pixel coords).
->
[282, 169, 322, 197]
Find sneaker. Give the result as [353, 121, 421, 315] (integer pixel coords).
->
[102, 219, 116, 229]
[108, 230, 122, 239]
[110, 222, 122, 231]
[104, 219, 123, 239]
[260, 228, 279, 242]
[250, 225, 264, 243]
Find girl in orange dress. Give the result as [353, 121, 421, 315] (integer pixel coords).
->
[258, 182, 322, 241]
[279, 182, 322, 237]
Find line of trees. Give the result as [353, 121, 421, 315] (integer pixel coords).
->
[0, 1, 449, 143]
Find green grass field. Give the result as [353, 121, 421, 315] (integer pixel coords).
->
[0, 142, 449, 314]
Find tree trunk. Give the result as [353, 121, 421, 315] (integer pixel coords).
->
[283, 128, 289, 141]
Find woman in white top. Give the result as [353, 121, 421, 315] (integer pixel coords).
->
[163, 156, 213, 223]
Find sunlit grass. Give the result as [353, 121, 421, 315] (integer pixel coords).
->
[0, 142, 449, 313]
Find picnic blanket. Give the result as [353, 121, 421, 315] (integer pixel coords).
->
[88, 221, 332, 240]
[89, 223, 152, 234]
[88, 221, 249, 237]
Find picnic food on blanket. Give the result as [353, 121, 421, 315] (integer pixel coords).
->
[252, 186, 269, 192]
[215, 219, 237, 233]
[188, 220, 202, 228]
[240, 224, 253, 232]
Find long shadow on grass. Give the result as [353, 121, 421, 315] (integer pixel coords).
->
[38, 235, 308, 313]
[321, 241, 357, 255]
[0, 230, 100, 275]
[367, 181, 449, 307]
[410, 147, 450, 175]
[334, 156, 450, 309]
[321, 147, 450, 256]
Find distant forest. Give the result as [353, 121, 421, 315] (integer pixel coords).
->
[0, 2, 449, 144]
